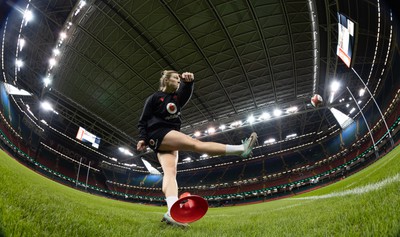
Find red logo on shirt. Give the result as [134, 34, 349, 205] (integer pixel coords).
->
[166, 103, 177, 114]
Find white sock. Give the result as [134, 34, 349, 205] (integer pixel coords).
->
[225, 144, 244, 155]
[166, 196, 179, 215]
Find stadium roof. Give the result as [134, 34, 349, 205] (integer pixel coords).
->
[1, 0, 398, 167]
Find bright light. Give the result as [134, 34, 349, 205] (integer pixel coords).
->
[183, 157, 192, 162]
[123, 163, 136, 167]
[49, 58, 56, 68]
[286, 133, 297, 139]
[219, 124, 226, 131]
[207, 127, 216, 134]
[329, 81, 341, 103]
[23, 10, 33, 25]
[200, 154, 208, 158]
[330, 81, 340, 92]
[273, 109, 282, 117]
[287, 106, 298, 113]
[53, 48, 60, 56]
[349, 108, 356, 114]
[359, 88, 366, 97]
[247, 115, 255, 124]
[40, 101, 58, 114]
[44, 77, 51, 87]
[19, 38, 25, 51]
[194, 131, 201, 137]
[41, 101, 54, 111]
[75, 1, 87, 16]
[119, 147, 133, 156]
[230, 120, 242, 128]
[346, 103, 350, 107]
[79, 0, 87, 7]
[264, 138, 276, 144]
[358, 100, 362, 104]
[60, 32, 67, 40]
[259, 112, 271, 120]
[16, 59, 23, 68]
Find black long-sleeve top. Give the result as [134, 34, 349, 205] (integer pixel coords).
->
[137, 81, 194, 142]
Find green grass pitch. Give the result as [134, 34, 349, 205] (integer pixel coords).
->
[1, 146, 400, 237]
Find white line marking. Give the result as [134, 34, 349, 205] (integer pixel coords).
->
[293, 173, 400, 200]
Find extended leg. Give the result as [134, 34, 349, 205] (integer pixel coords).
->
[159, 130, 257, 157]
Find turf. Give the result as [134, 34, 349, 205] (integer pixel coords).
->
[1, 145, 400, 237]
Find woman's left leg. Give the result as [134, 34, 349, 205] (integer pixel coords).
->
[157, 150, 189, 226]
[157, 150, 179, 198]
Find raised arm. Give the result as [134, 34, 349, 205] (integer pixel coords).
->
[177, 72, 194, 108]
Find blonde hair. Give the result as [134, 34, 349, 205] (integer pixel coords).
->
[159, 70, 178, 91]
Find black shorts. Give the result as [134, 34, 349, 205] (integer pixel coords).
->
[146, 127, 178, 153]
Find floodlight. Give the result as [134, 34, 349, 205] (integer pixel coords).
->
[16, 59, 23, 68]
[79, 0, 87, 7]
[44, 77, 51, 87]
[60, 32, 67, 40]
[41, 101, 53, 111]
[247, 115, 255, 124]
[286, 133, 297, 139]
[259, 112, 271, 120]
[330, 81, 340, 92]
[49, 58, 56, 68]
[23, 10, 33, 25]
[19, 38, 25, 51]
[183, 157, 192, 162]
[273, 109, 282, 117]
[53, 48, 60, 56]
[264, 138, 276, 144]
[359, 88, 366, 97]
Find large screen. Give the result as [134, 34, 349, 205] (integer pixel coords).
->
[337, 13, 355, 68]
[76, 127, 101, 149]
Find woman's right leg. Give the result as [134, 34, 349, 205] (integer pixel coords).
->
[159, 130, 227, 156]
[158, 130, 257, 156]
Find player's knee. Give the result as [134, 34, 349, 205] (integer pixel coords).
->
[191, 139, 206, 152]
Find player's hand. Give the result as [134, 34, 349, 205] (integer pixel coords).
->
[181, 72, 194, 82]
[137, 140, 147, 151]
